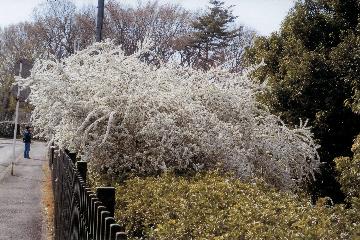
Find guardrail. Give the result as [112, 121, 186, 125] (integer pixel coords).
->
[49, 146, 127, 240]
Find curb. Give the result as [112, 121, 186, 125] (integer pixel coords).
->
[0, 164, 12, 183]
[0, 155, 23, 183]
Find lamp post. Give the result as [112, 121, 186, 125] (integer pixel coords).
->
[11, 61, 22, 176]
[96, 0, 105, 42]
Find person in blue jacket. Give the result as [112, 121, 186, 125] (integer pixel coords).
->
[23, 126, 32, 159]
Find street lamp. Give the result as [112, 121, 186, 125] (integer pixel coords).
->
[11, 61, 22, 176]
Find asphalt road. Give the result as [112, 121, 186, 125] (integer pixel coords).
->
[0, 139, 47, 240]
[0, 138, 23, 173]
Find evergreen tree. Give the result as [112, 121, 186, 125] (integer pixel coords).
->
[190, 0, 237, 69]
[244, 0, 360, 202]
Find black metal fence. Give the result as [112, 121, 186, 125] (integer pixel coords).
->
[49, 146, 127, 240]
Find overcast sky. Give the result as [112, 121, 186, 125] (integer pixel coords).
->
[0, 0, 296, 36]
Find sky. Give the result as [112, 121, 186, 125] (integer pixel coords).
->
[0, 0, 296, 36]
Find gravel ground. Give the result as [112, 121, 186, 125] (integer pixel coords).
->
[0, 141, 47, 240]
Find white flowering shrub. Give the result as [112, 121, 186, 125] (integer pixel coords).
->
[20, 41, 320, 189]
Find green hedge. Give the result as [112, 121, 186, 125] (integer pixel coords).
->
[111, 172, 359, 240]
[0, 121, 19, 138]
[336, 133, 360, 221]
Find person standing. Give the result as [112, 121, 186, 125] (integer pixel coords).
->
[23, 126, 32, 159]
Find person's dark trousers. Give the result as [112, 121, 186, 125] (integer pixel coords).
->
[24, 142, 31, 158]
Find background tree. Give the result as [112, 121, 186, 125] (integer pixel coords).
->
[244, 0, 360, 202]
[32, 0, 78, 58]
[189, 0, 238, 70]
[0, 0, 255, 123]
[0, 23, 38, 121]
[105, 0, 193, 61]
[222, 26, 256, 72]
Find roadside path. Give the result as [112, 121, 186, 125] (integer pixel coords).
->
[0, 138, 23, 174]
[0, 140, 47, 240]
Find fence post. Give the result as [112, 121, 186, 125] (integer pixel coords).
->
[110, 224, 125, 240]
[99, 211, 111, 239]
[96, 187, 116, 217]
[77, 161, 87, 183]
[68, 152, 77, 163]
[49, 142, 55, 167]
[104, 217, 115, 240]
[96, 206, 106, 240]
[115, 232, 127, 240]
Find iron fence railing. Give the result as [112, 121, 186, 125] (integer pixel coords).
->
[49, 146, 127, 240]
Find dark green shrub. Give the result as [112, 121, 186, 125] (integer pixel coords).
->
[113, 172, 359, 240]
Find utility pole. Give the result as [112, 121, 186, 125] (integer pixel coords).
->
[96, 0, 105, 42]
[11, 61, 22, 176]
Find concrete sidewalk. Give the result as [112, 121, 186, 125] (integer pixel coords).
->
[0, 141, 47, 240]
[0, 138, 23, 175]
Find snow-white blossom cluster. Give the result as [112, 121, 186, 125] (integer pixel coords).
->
[20, 41, 320, 189]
